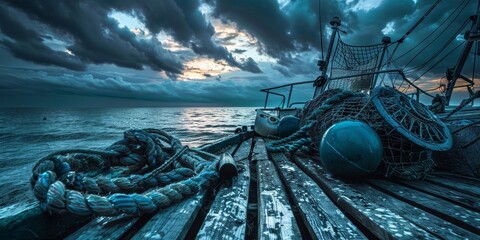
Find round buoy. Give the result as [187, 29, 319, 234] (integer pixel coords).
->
[319, 121, 383, 178]
[278, 115, 300, 138]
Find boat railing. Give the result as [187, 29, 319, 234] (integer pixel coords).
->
[260, 69, 435, 109]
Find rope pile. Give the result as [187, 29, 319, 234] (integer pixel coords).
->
[31, 129, 220, 216]
[267, 88, 451, 180]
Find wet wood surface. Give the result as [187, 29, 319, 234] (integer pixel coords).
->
[131, 191, 206, 240]
[370, 180, 480, 235]
[292, 155, 436, 239]
[195, 142, 251, 239]
[256, 139, 301, 240]
[398, 179, 480, 212]
[271, 152, 366, 239]
[426, 175, 480, 198]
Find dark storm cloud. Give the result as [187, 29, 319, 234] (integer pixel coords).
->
[96, 0, 257, 73]
[214, 0, 294, 58]
[241, 57, 262, 73]
[211, 0, 354, 75]
[0, 67, 270, 106]
[0, 5, 86, 71]
[0, 0, 183, 73]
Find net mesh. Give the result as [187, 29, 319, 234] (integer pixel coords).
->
[327, 38, 384, 92]
[301, 89, 434, 179]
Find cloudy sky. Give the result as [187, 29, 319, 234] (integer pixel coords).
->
[0, 0, 478, 107]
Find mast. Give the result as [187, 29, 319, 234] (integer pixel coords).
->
[372, 36, 391, 89]
[445, 13, 480, 105]
[313, 17, 341, 97]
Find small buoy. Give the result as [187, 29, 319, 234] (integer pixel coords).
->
[43, 117, 47, 120]
[254, 109, 279, 137]
[319, 121, 383, 178]
[278, 115, 300, 138]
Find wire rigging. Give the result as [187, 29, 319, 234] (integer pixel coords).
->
[392, 0, 469, 62]
[397, 0, 442, 43]
[405, 18, 470, 75]
[402, 3, 470, 69]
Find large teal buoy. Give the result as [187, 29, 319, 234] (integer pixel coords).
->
[319, 121, 383, 178]
[278, 115, 300, 138]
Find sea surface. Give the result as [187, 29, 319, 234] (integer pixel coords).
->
[0, 107, 256, 217]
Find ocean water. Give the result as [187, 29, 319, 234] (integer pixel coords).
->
[0, 107, 256, 216]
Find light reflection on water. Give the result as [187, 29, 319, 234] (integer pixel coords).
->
[0, 107, 256, 211]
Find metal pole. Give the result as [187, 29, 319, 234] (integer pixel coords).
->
[446, 14, 480, 104]
[264, 90, 269, 108]
[372, 36, 391, 89]
[287, 85, 293, 108]
[314, 16, 341, 97]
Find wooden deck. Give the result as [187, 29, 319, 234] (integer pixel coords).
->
[1, 133, 480, 239]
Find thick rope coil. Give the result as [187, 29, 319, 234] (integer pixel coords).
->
[266, 91, 363, 154]
[31, 129, 220, 216]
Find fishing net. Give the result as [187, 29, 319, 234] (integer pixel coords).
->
[301, 87, 451, 179]
[326, 38, 384, 92]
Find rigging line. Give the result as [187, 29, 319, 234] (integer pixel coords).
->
[406, 17, 470, 72]
[319, 0, 324, 60]
[403, 7, 470, 69]
[473, 40, 477, 92]
[397, 0, 442, 43]
[392, 0, 469, 62]
[413, 41, 464, 82]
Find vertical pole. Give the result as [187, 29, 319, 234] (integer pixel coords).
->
[372, 36, 391, 89]
[314, 17, 342, 97]
[264, 90, 269, 108]
[287, 85, 293, 108]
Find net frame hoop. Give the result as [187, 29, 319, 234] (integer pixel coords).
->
[371, 86, 452, 151]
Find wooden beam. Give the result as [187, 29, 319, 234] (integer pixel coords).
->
[131, 191, 207, 240]
[370, 180, 480, 235]
[195, 141, 251, 239]
[426, 176, 480, 198]
[271, 152, 366, 239]
[398, 180, 480, 212]
[293, 155, 435, 239]
[256, 139, 302, 239]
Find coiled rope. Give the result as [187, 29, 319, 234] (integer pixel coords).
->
[266, 91, 363, 154]
[31, 128, 220, 216]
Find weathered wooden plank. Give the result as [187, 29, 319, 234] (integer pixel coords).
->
[370, 180, 480, 234]
[271, 152, 366, 239]
[398, 180, 480, 212]
[256, 138, 301, 240]
[431, 172, 480, 187]
[131, 191, 206, 240]
[352, 185, 479, 239]
[0, 203, 92, 240]
[65, 214, 144, 240]
[425, 175, 480, 198]
[293, 155, 436, 239]
[195, 142, 251, 239]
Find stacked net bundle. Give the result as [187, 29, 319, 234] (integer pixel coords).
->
[301, 88, 445, 179]
[326, 38, 385, 92]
